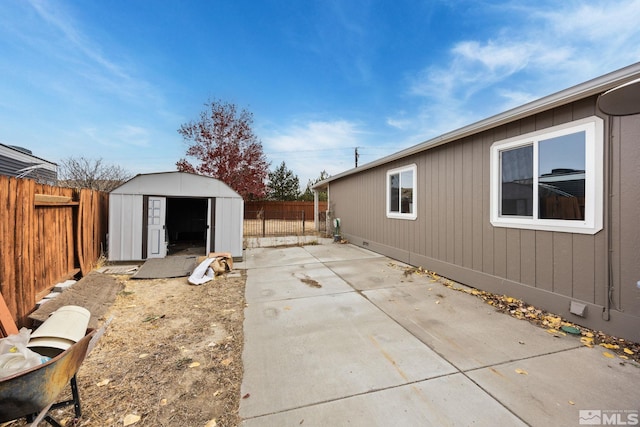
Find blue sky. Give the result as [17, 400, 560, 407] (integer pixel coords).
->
[1, 1, 639, 188]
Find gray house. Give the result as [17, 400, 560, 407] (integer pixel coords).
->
[313, 63, 640, 343]
[0, 143, 57, 184]
[109, 171, 244, 262]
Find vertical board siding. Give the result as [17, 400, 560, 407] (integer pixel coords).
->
[506, 229, 521, 282]
[617, 115, 640, 314]
[481, 133, 494, 275]
[0, 176, 108, 329]
[330, 97, 610, 309]
[552, 233, 573, 296]
[520, 230, 536, 286]
[572, 234, 595, 301]
[535, 231, 554, 292]
[472, 135, 484, 271]
[453, 143, 464, 266]
[462, 140, 473, 269]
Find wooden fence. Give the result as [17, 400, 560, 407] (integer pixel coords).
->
[244, 200, 327, 220]
[0, 176, 108, 329]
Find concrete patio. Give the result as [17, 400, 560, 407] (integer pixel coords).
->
[237, 242, 640, 426]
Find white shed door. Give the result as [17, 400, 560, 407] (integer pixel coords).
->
[147, 197, 166, 258]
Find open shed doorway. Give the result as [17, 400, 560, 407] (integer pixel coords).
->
[166, 197, 210, 256]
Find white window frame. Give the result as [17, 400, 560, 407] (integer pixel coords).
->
[386, 164, 417, 220]
[490, 116, 603, 234]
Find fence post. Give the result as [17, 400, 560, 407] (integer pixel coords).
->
[262, 213, 266, 237]
[302, 210, 305, 234]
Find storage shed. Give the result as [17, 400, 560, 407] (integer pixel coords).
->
[108, 172, 243, 261]
[313, 62, 640, 342]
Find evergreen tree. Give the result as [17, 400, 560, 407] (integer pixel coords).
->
[267, 161, 300, 200]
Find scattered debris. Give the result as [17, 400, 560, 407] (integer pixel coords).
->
[399, 263, 640, 363]
[123, 413, 141, 426]
[297, 274, 322, 288]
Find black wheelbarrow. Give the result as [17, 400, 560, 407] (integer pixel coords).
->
[0, 322, 108, 426]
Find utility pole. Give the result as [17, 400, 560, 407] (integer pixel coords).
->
[355, 147, 359, 167]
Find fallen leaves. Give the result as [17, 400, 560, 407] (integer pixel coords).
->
[123, 414, 141, 426]
[398, 264, 640, 363]
[515, 368, 528, 375]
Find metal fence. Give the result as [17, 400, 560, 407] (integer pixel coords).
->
[244, 210, 326, 237]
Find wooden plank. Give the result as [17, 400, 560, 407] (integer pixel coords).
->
[34, 201, 79, 207]
[34, 193, 74, 204]
[0, 292, 18, 337]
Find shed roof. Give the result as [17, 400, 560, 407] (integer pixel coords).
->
[110, 171, 241, 198]
[313, 62, 640, 189]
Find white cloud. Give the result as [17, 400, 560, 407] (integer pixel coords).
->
[115, 125, 151, 148]
[402, 0, 640, 142]
[263, 119, 365, 187]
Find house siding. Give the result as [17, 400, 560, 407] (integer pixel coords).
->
[328, 96, 640, 342]
[0, 144, 57, 184]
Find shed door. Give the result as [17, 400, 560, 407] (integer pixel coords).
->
[147, 196, 166, 258]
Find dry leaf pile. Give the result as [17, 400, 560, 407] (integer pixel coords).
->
[399, 263, 640, 364]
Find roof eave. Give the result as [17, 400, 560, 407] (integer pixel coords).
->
[312, 62, 640, 190]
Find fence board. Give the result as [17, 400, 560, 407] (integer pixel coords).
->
[0, 176, 109, 332]
[244, 201, 327, 219]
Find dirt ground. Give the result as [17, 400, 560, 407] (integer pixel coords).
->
[18, 271, 246, 427]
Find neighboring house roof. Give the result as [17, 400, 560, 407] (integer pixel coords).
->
[313, 62, 640, 190]
[110, 171, 242, 198]
[0, 142, 57, 184]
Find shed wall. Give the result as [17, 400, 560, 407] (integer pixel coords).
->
[215, 197, 244, 259]
[329, 97, 640, 341]
[108, 194, 143, 261]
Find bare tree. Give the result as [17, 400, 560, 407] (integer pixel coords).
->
[58, 157, 132, 192]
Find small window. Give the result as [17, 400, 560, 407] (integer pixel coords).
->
[490, 116, 603, 234]
[387, 164, 417, 220]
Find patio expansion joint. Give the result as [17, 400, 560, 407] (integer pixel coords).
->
[448, 345, 586, 427]
[460, 343, 585, 375]
[239, 371, 462, 423]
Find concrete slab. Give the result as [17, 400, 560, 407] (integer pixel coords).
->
[325, 257, 420, 291]
[244, 236, 333, 248]
[240, 244, 640, 426]
[365, 283, 581, 371]
[303, 243, 383, 263]
[242, 373, 527, 426]
[467, 346, 640, 427]
[245, 263, 354, 303]
[240, 246, 319, 269]
[240, 291, 457, 419]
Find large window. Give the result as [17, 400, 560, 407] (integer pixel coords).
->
[490, 116, 603, 234]
[387, 164, 417, 220]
